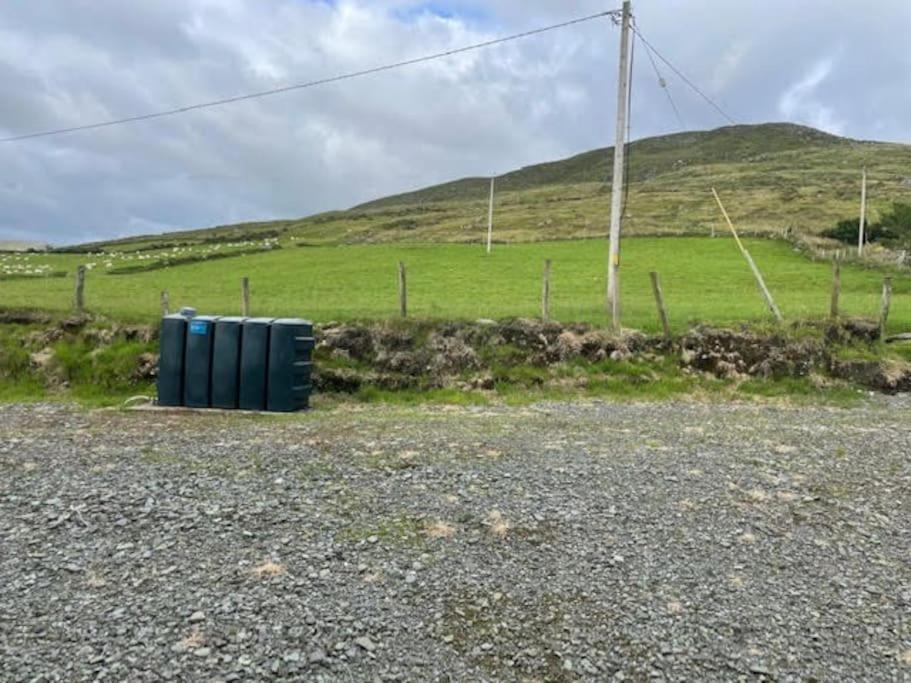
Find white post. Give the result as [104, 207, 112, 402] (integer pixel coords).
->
[607, 0, 632, 332]
[486, 176, 495, 255]
[858, 166, 867, 257]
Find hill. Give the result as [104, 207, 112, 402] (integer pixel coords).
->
[355, 123, 848, 208]
[69, 122, 911, 252]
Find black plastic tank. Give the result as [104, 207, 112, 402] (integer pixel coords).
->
[183, 315, 220, 408]
[157, 314, 189, 407]
[267, 318, 315, 412]
[211, 317, 247, 409]
[238, 318, 274, 410]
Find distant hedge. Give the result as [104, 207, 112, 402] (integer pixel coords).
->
[108, 246, 281, 275]
[0, 271, 67, 282]
[822, 202, 911, 247]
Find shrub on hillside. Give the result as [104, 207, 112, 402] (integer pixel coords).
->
[822, 218, 892, 245]
[822, 203, 911, 248]
[880, 202, 911, 244]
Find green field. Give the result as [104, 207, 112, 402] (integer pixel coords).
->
[2, 237, 907, 332]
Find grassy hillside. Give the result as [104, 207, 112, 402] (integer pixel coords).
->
[64, 123, 911, 252]
[3, 237, 908, 332]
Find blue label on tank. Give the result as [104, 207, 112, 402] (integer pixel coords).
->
[189, 320, 209, 335]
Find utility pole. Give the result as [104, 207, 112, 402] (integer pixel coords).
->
[607, 0, 632, 332]
[486, 176, 495, 255]
[857, 166, 867, 257]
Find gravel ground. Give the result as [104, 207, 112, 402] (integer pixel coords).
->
[1, 398, 909, 682]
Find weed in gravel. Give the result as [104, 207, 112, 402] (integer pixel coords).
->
[667, 600, 685, 615]
[677, 499, 698, 512]
[344, 516, 425, 546]
[85, 570, 107, 589]
[746, 488, 769, 503]
[294, 459, 336, 479]
[139, 447, 180, 465]
[175, 627, 205, 652]
[249, 561, 286, 578]
[485, 510, 510, 539]
[424, 521, 456, 540]
[364, 450, 424, 471]
[248, 452, 266, 472]
[355, 387, 490, 406]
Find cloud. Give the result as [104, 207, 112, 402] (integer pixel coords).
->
[0, 0, 909, 244]
[710, 40, 751, 94]
[778, 58, 844, 135]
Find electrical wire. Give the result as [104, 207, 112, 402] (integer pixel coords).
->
[621, 30, 635, 221]
[631, 26, 737, 125]
[0, 10, 620, 144]
[640, 33, 686, 131]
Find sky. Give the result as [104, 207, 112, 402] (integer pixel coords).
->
[1, 0, 909, 245]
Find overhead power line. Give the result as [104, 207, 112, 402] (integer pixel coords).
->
[639, 31, 686, 131]
[0, 10, 620, 144]
[631, 26, 736, 125]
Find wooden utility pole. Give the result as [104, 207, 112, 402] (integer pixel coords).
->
[74, 265, 86, 313]
[606, 0, 632, 332]
[858, 166, 867, 257]
[712, 188, 783, 323]
[541, 259, 552, 321]
[241, 277, 250, 316]
[398, 261, 407, 318]
[486, 177, 495, 255]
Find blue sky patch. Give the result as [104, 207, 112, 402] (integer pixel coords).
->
[392, 2, 490, 25]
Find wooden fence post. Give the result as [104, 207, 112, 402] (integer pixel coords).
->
[880, 277, 892, 342]
[649, 271, 672, 340]
[161, 290, 170, 317]
[398, 261, 407, 318]
[541, 259, 551, 321]
[74, 265, 86, 313]
[829, 260, 841, 320]
[241, 277, 250, 317]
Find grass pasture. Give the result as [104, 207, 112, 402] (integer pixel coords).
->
[1, 236, 908, 332]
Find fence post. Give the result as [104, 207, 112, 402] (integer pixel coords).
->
[398, 261, 407, 318]
[161, 290, 170, 317]
[649, 271, 672, 340]
[241, 277, 250, 317]
[829, 260, 841, 320]
[879, 277, 892, 342]
[74, 265, 86, 313]
[541, 259, 551, 321]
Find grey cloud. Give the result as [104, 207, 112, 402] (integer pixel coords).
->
[0, 0, 909, 244]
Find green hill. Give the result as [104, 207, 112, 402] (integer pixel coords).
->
[356, 123, 848, 208]
[69, 122, 911, 252]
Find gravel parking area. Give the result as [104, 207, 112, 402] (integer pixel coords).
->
[1, 399, 909, 681]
